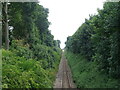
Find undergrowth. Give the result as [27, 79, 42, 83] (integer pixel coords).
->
[65, 51, 120, 88]
[2, 40, 61, 88]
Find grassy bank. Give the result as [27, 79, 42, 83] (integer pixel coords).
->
[65, 51, 120, 88]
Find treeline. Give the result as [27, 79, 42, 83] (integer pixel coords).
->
[2, 2, 61, 88]
[65, 2, 120, 79]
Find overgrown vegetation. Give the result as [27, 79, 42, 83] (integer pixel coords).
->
[2, 2, 61, 88]
[2, 49, 52, 88]
[65, 2, 120, 88]
[2, 41, 61, 88]
[65, 52, 120, 88]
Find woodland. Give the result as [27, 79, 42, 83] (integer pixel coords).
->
[65, 2, 120, 88]
[2, 2, 61, 88]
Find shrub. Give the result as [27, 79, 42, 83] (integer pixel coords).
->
[2, 49, 52, 88]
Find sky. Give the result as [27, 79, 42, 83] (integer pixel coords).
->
[39, 0, 106, 49]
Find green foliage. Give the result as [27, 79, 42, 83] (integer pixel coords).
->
[10, 40, 33, 59]
[65, 51, 120, 88]
[2, 39, 61, 88]
[4, 2, 55, 48]
[65, 19, 94, 60]
[65, 2, 120, 79]
[2, 2, 62, 88]
[54, 40, 61, 48]
[29, 43, 61, 69]
[2, 49, 52, 88]
[92, 2, 120, 77]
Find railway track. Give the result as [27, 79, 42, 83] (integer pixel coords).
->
[62, 58, 71, 88]
[54, 54, 76, 88]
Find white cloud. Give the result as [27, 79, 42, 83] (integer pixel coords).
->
[39, 0, 106, 49]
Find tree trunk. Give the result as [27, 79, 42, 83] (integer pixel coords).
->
[0, 3, 2, 49]
[3, 2, 9, 50]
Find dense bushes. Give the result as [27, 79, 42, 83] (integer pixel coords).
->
[2, 40, 61, 88]
[65, 2, 120, 79]
[2, 49, 52, 88]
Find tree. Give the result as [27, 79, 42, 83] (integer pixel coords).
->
[65, 2, 120, 78]
[0, 3, 2, 49]
[2, 2, 9, 50]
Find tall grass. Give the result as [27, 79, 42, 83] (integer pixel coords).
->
[65, 51, 120, 88]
